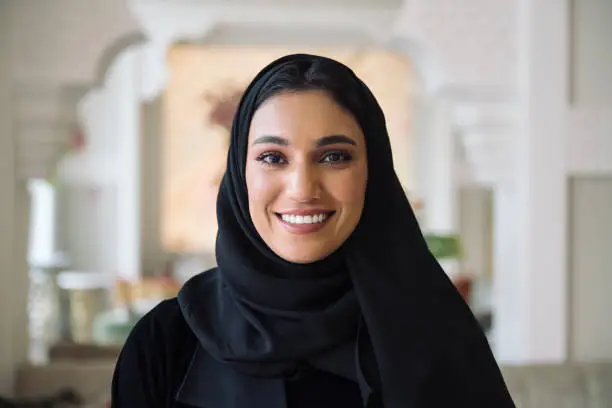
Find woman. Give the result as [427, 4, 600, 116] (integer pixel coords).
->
[111, 54, 515, 407]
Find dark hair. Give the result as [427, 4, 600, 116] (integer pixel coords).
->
[253, 58, 367, 128]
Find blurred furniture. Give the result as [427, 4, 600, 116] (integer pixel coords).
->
[57, 271, 112, 344]
[28, 254, 72, 363]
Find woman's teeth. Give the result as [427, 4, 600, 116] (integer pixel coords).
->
[281, 213, 329, 224]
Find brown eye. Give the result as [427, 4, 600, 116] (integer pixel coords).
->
[320, 151, 353, 164]
[256, 152, 288, 166]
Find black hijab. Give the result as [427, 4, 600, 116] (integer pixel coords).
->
[178, 54, 515, 407]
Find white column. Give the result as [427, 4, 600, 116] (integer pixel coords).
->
[27, 180, 59, 265]
[453, 101, 527, 361]
[413, 97, 460, 277]
[423, 98, 458, 234]
[512, 0, 569, 362]
[491, 183, 525, 362]
[114, 49, 142, 280]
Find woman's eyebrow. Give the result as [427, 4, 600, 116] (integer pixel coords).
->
[252, 136, 289, 146]
[251, 134, 357, 147]
[315, 135, 357, 147]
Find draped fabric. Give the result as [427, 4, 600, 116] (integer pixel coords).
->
[178, 53, 514, 407]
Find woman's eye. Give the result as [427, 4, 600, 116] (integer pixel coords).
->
[321, 151, 352, 164]
[256, 152, 287, 165]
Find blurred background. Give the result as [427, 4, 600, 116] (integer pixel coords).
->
[0, 0, 611, 406]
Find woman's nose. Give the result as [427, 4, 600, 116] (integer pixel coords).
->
[286, 165, 321, 202]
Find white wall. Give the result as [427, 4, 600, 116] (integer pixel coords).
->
[0, 0, 18, 394]
[395, 0, 518, 92]
[566, 0, 612, 362]
[565, 0, 612, 175]
[569, 177, 612, 361]
[8, 0, 141, 85]
[571, 0, 612, 106]
[0, 1, 30, 393]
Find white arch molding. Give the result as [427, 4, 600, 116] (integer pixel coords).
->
[126, 2, 440, 103]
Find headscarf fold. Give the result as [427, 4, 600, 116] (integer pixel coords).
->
[178, 53, 515, 407]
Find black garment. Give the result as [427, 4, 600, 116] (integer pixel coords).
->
[113, 54, 515, 407]
[111, 298, 365, 408]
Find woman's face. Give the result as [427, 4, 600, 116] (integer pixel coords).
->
[245, 90, 368, 264]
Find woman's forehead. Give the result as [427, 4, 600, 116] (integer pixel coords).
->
[247, 91, 365, 146]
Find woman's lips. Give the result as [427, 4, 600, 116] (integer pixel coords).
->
[275, 211, 335, 235]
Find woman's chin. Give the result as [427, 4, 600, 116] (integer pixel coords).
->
[279, 252, 328, 264]
[271, 245, 336, 264]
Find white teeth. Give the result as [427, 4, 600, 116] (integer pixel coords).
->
[281, 213, 329, 224]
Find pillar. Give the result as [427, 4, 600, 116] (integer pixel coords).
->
[513, 0, 569, 362]
[453, 99, 521, 361]
[411, 95, 461, 275]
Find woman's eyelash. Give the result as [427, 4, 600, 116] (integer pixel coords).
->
[320, 150, 353, 164]
[255, 152, 287, 166]
[254, 150, 353, 166]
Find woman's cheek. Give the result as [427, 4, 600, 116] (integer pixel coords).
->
[247, 170, 282, 206]
[327, 167, 367, 206]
